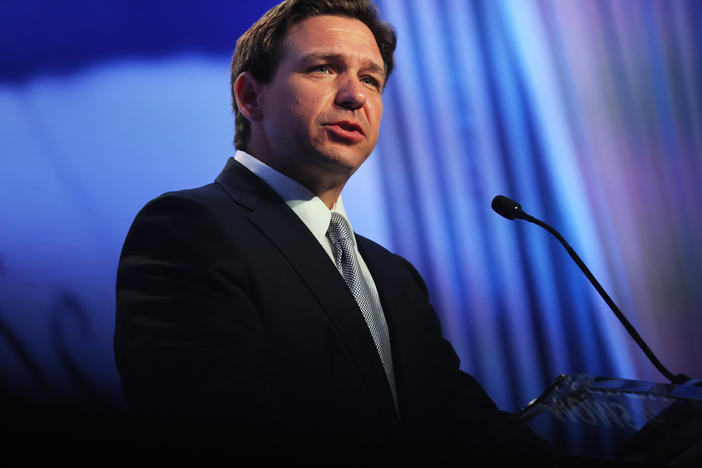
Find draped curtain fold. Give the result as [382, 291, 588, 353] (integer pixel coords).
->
[373, 0, 702, 410]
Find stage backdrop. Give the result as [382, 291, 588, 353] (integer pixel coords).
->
[1, 0, 700, 418]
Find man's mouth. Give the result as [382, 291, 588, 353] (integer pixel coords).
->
[324, 121, 365, 142]
[338, 121, 364, 134]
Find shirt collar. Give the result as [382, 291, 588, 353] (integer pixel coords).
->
[234, 150, 354, 245]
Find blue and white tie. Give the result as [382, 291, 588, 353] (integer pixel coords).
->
[327, 212, 398, 413]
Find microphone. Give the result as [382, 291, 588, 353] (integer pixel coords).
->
[491, 195, 689, 385]
[491, 195, 531, 221]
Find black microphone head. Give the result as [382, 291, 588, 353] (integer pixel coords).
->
[491, 195, 523, 220]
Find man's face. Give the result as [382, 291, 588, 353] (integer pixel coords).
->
[256, 15, 385, 187]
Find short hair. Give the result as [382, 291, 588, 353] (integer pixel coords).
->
[230, 0, 397, 151]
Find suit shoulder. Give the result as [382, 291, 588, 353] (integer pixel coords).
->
[131, 181, 251, 228]
[354, 234, 397, 261]
[143, 182, 233, 214]
[356, 234, 428, 293]
[122, 183, 248, 259]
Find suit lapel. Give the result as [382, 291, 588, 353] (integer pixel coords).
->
[356, 236, 419, 417]
[215, 158, 397, 420]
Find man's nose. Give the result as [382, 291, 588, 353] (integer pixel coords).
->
[334, 75, 366, 111]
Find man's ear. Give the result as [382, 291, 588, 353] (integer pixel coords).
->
[233, 72, 264, 122]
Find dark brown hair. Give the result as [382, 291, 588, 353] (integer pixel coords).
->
[230, 0, 397, 150]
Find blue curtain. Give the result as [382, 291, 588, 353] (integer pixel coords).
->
[371, 0, 702, 409]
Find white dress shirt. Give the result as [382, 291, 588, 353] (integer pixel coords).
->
[234, 150, 383, 302]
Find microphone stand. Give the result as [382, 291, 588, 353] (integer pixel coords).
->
[492, 195, 689, 385]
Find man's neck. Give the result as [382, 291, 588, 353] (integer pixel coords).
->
[314, 185, 344, 210]
[244, 151, 348, 210]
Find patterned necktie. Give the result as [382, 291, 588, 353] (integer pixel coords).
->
[326, 212, 398, 413]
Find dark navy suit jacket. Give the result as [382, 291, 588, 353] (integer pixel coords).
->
[114, 158, 524, 461]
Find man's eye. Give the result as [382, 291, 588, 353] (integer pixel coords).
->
[313, 65, 331, 73]
[362, 76, 380, 88]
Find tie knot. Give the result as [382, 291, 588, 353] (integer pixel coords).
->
[327, 212, 353, 246]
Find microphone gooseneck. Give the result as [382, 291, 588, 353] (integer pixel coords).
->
[491, 195, 689, 385]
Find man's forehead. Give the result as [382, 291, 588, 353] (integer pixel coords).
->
[282, 15, 383, 63]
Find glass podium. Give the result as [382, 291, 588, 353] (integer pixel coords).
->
[493, 374, 702, 466]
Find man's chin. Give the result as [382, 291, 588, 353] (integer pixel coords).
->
[313, 147, 371, 175]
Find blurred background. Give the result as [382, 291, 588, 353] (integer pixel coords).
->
[1, 0, 700, 428]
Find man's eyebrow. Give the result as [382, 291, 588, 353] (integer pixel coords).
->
[300, 53, 385, 77]
[363, 60, 386, 77]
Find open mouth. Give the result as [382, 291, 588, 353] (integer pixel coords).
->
[324, 121, 365, 142]
[327, 121, 363, 135]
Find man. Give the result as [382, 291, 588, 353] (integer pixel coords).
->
[115, 0, 550, 463]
